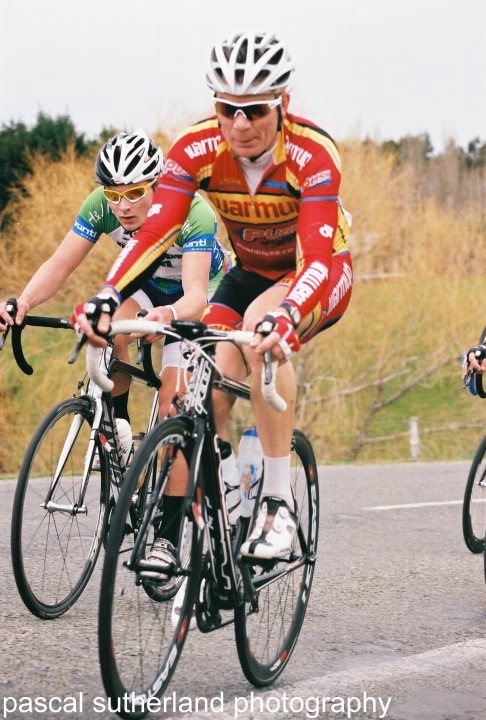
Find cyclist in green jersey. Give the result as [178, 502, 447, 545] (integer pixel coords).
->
[1, 130, 227, 583]
[0, 129, 226, 434]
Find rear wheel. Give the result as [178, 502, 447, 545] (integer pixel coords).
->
[98, 417, 203, 719]
[11, 396, 109, 619]
[463, 434, 486, 553]
[234, 429, 319, 685]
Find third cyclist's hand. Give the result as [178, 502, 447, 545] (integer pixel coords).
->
[462, 343, 486, 380]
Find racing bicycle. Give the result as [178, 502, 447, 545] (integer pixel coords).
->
[91, 318, 319, 719]
[3, 303, 162, 619]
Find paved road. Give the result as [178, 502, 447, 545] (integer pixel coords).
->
[1, 462, 486, 720]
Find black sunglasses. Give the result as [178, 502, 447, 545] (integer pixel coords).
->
[214, 97, 281, 121]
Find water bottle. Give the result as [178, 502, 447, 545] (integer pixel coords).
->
[116, 418, 133, 467]
[237, 427, 263, 518]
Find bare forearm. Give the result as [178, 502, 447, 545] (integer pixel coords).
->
[18, 261, 71, 311]
[169, 288, 207, 321]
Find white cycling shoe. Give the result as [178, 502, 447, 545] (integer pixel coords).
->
[140, 539, 177, 586]
[240, 496, 297, 560]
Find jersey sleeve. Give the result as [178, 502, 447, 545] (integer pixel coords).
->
[71, 187, 109, 243]
[283, 128, 347, 319]
[180, 194, 217, 252]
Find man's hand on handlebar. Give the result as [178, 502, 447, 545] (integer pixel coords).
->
[132, 306, 176, 344]
[250, 310, 301, 362]
[71, 294, 119, 349]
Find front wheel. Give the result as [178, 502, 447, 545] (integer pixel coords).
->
[11, 396, 109, 619]
[234, 429, 319, 686]
[98, 416, 203, 719]
[463, 434, 486, 553]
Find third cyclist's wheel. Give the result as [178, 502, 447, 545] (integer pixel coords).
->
[463, 434, 486, 553]
[98, 417, 203, 719]
[11, 396, 109, 619]
[234, 429, 319, 686]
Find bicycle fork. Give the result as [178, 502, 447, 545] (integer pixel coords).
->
[41, 397, 100, 516]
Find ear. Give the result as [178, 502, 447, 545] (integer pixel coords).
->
[280, 92, 290, 116]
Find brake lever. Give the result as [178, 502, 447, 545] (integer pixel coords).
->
[68, 333, 87, 365]
[263, 350, 273, 384]
[0, 326, 9, 351]
[136, 309, 149, 365]
[0, 298, 18, 351]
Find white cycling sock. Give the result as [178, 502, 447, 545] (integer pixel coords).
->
[261, 455, 294, 510]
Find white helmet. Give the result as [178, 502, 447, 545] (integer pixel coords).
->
[95, 130, 163, 186]
[206, 31, 294, 95]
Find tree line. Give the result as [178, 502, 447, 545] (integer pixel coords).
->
[1, 113, 485, 217]
[0, 114, 116, 216]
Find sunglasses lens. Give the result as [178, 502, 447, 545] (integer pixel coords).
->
[245, 104, 271, 120]
[124, 187, 146, 201]
[215, 101, 235, 118]
[104, 189, 121, 203]
[103, 183, 152, 204]
[215, 101, 275, 120]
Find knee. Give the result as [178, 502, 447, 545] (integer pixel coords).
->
[113, 333, 130, 355]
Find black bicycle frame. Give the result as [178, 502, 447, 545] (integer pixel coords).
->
[183, 346, 244, 609]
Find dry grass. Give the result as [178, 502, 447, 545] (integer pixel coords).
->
[1, 138, 486, 474]
[0, 147, 119, 297]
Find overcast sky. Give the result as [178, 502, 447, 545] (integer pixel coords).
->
[2, 0, 485, 153]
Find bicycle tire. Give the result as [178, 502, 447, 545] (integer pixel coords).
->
[463, 433, 486, 553]
[99, 416, 203, 719]
[234, 429, 319, 686]
[11, 396, 110, 619]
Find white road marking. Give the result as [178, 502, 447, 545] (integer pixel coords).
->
[184, 639, 486, 720]
[364, 499, 486, 511]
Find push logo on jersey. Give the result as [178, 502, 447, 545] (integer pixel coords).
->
[242, 221, 298, 242]
[163, 159, 190, 179]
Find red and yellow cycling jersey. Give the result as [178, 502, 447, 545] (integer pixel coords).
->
[105, 113, 351, 321]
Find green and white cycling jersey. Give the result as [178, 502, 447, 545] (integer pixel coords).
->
[72, 188, 225, 297]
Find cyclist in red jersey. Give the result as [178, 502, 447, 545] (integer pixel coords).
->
[74, 31, 353, 560]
